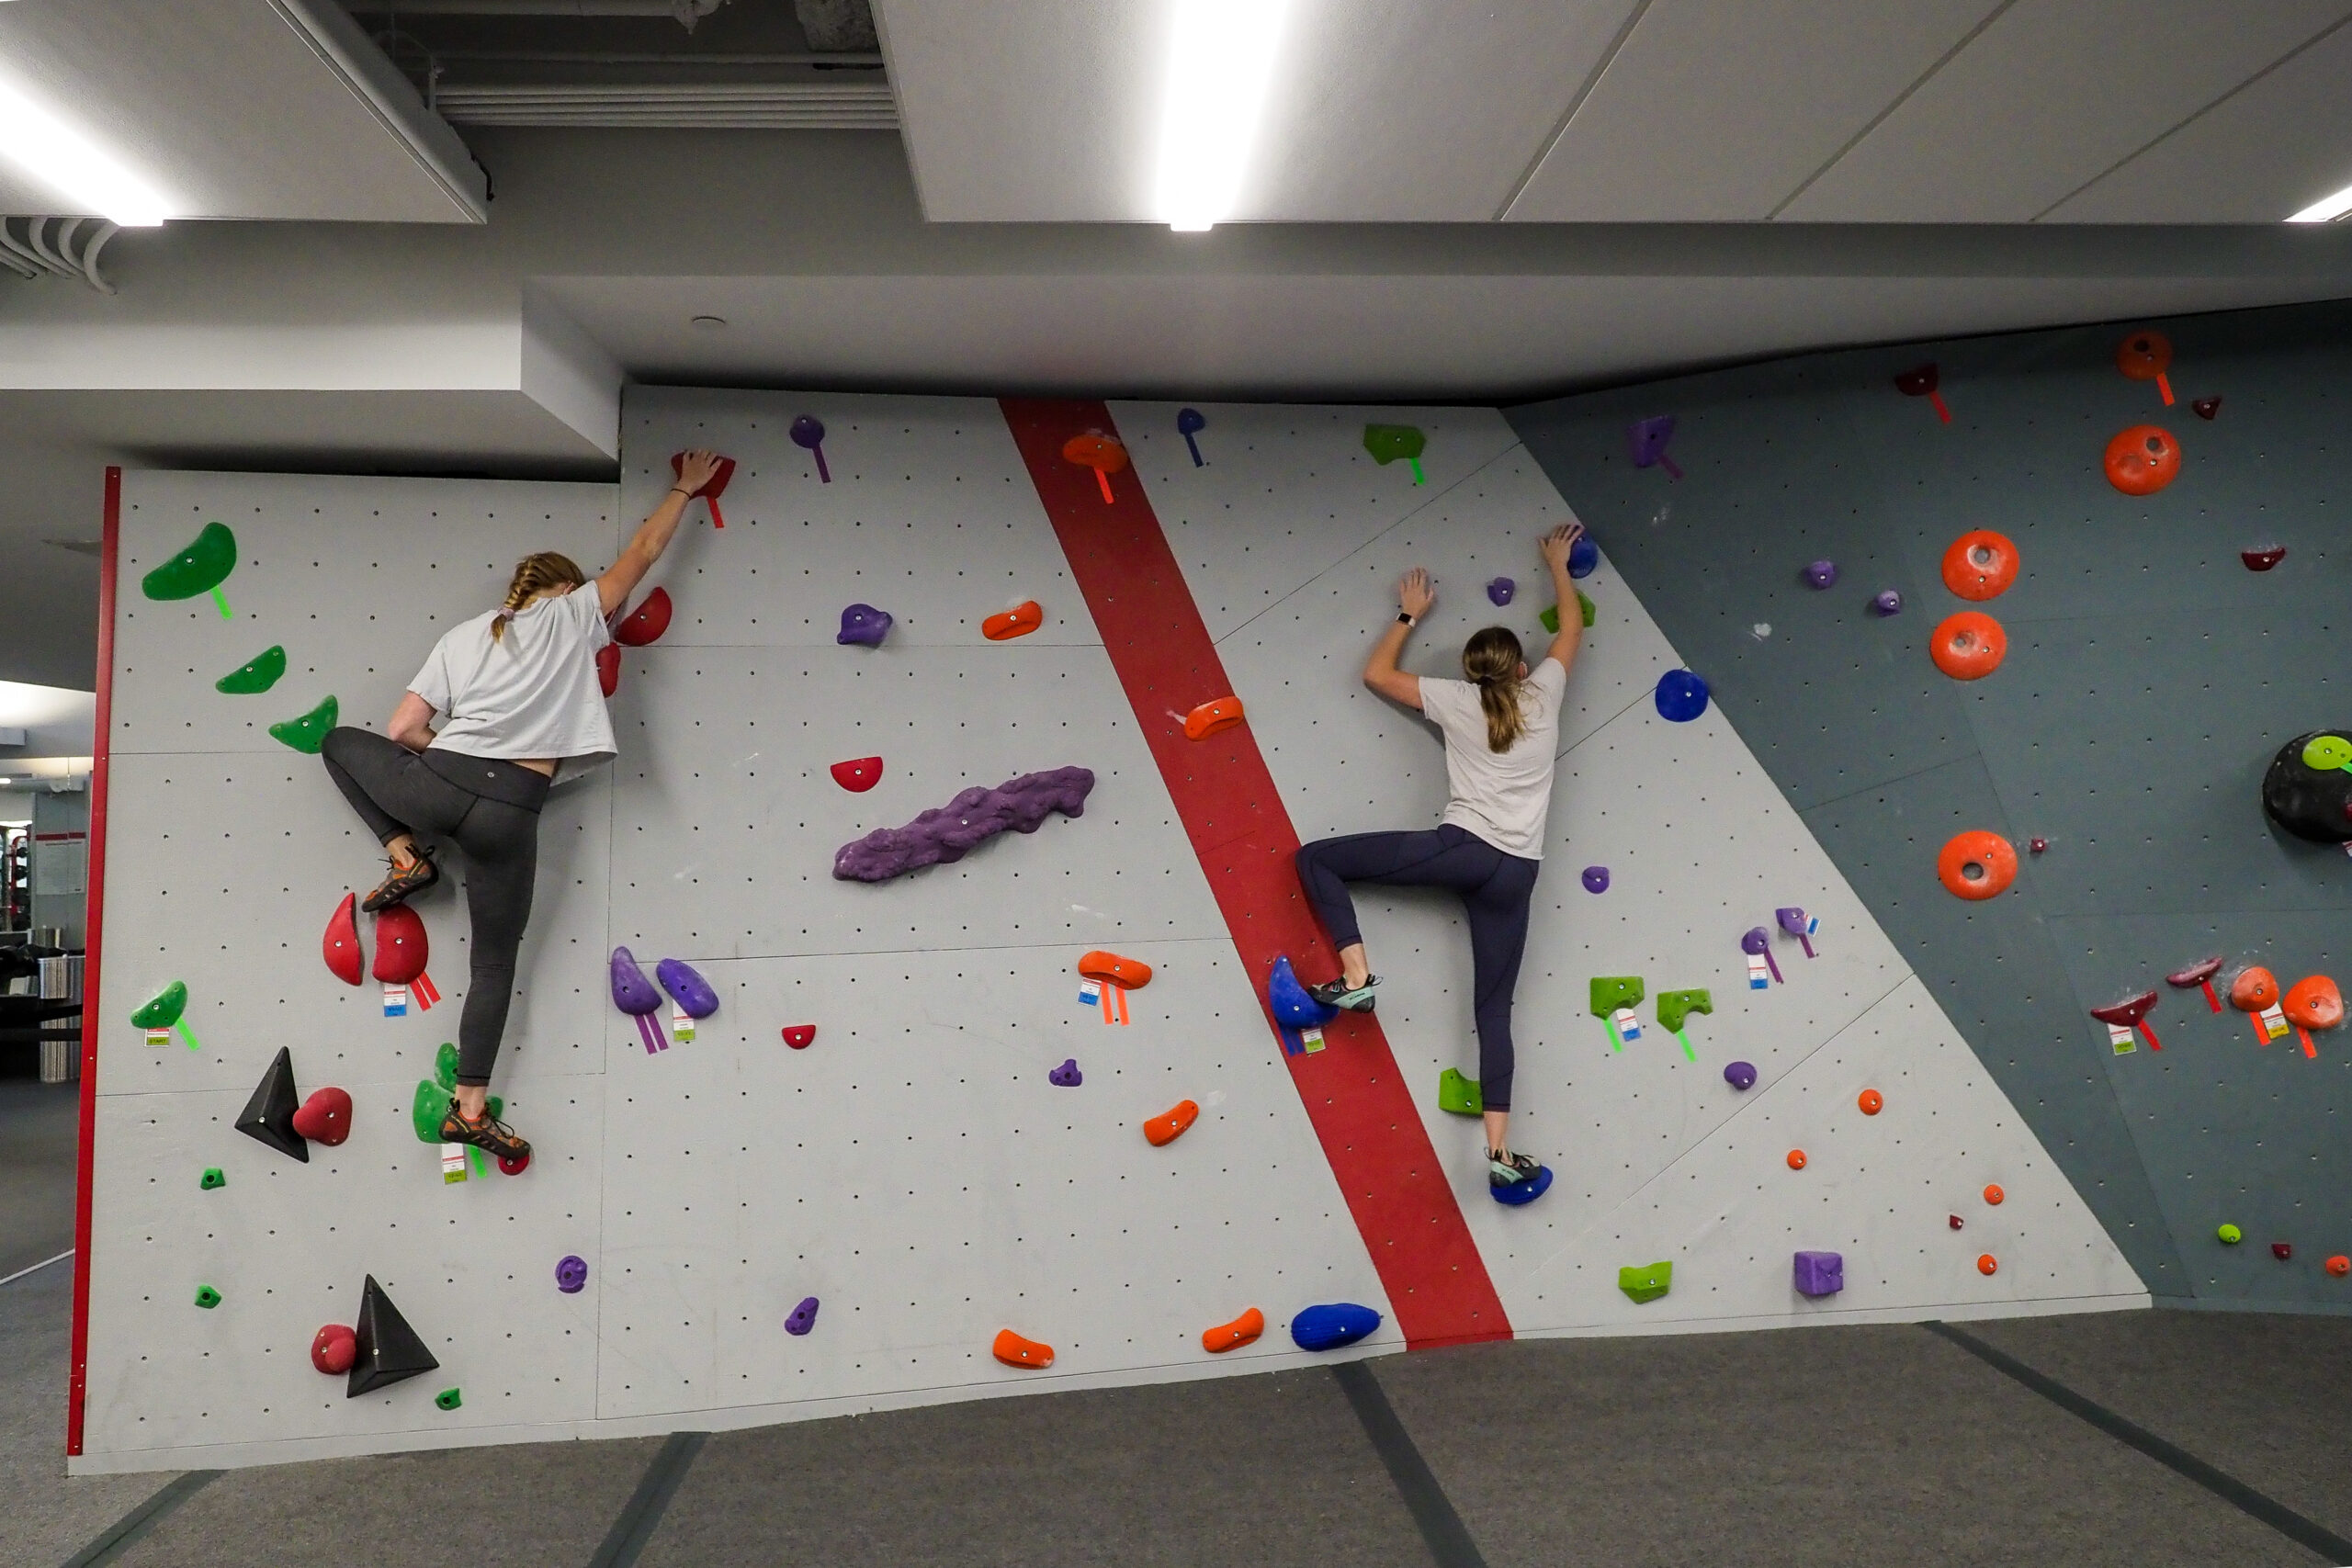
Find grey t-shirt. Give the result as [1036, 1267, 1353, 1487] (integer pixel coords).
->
[1417, 657, 1567, 859]
[410, 584, 616, 784]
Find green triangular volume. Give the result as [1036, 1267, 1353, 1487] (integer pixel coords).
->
[268, 695, 338, 754]
[215, 646, 287, 694]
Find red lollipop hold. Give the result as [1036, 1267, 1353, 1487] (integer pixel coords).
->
[613, 586, 672, 647]
[1894, 363, 1951, 423]
[2166, 955, 2223, 1012]
[670, 452, 736, 528]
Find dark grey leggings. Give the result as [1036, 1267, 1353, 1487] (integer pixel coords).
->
[321, 728, 543, 1088]
[1295, 824, 1540, 1111]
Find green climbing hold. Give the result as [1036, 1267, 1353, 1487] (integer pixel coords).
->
[131, 980, 187, 1030]
[1618, 1261, 1672, 1304]
[1656, 989, 1713, 1032]
[2218, 1224, 2243, 1245]
[1590, 976, 1645, 1015]
[412, 1079, 452, 1145]
[214, 645, 287, 694]
[1538, 592, 1595, 634]
[1363, 424, 1425, 466]
[199, 1168, 225, 1191]
[435, 1042, 460, 1092]
[2303, 737, 2352, 773]
[435, 1387, 463, 1412]
[268, 695, 338, 754]
[194, 1284, 221, 1310]
[1438, 1068, 1483, 1116]
[141, 522, 238, 618]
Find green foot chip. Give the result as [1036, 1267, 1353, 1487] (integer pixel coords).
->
[194, 1285, 222, 1309]
[1539, 592, 1596, 634]
[141, 522, 238, 617]
[435, 1042, 460, 1092]
[1618, 1261, 1672, 1304]
[199, 1168, 225, 1190]
[268, 695, 338, 754]
[1438, 1067, 1483, 1116]
[214, 645, 287, 694]
[435, 1387, 463, 1412]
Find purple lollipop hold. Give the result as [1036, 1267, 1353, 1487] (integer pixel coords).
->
[1581, 865, 1609, 894]
[1872, 589, 1903, 616]
[837, 603, 892, 647]
[786, 1296, 820, 1336]
[610, 946, 662, 1015]
[556, 1255, 588, 1293]
[1724, 1060, 1758, 1090]
[1048, 1057, 1082, 1088]
[790, 414, 830, 483]
[1487, 577, 1516, 606]
[656, 958, 719, 1019]
[1626, 415, 1681, 480]
[1775, 906, 1816, 959]
[1804, 559, 1838, 590]
[1741, 926, 1784, 985]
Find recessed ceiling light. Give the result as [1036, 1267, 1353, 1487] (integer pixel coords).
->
[2287, 181, 2352, 223]
[1156, 0, 1290, 231]
[0, 77, 171, 226]
[690, 314, 728, 331]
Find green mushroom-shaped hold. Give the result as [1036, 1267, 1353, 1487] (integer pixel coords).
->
[268, 695, 338, 754]
[141, 522, 238, 616]
[412, 1079, 453, 1145]
[1619, 1261, 1673, 1304]
[214, 645, 287, 694]
[1590, 976, 1645, 1016]
[131, 980, 188, 1030]
[1362, 424, 1425, 465]
[1657, 989, 1714, 1032]
[435, 1042, 460, 1093]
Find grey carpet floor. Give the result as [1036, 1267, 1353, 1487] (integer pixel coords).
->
[0, 1079, 79, 1281]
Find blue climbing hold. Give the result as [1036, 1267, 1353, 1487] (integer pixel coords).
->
[1492, 1164, 1554, 1206]
[1567, 534, 1599, 579]
[1291, 1303, 1382, 1352]
[1268, 955, 1337, 1029]
[1655, 669, 1710, 723]
[1177, 407, 1207, 467]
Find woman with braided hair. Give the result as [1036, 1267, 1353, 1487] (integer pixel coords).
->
[1293, 521, 1586, 1201]
[318, 450, 726, 1159]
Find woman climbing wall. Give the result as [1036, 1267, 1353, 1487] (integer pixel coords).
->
[1293, 521, 1586, 1202]
[318, 450, 728, 1159]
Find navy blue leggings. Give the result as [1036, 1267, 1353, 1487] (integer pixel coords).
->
[1295, 824, 1540, 1111]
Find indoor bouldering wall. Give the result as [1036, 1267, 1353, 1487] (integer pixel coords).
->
[1508, 296, 2352, 1313]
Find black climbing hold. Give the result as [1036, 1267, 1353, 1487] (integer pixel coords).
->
[348, 1274, 440, 1398]
[2262, 731, 2352, 844]
[234, 1046, 309, 1163]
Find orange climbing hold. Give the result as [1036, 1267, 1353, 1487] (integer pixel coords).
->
[2115, 330, 2175, 405]
[1937, 830, 2017, 900]
[982, 601, 1044, 640]
[1857, 1089, 1883, 1115]
[2231, 965, 2279, 1013]
[2328, 1256, 2350, 1278]
[1061, 431, 1129, 503]
[1183, 696, 1246, 740]
[2104, 425, 2180, 496]
[1939, 531, 2018, 602]
[1984, 1184, 2005, 1205]
[1146, 1100, 1200, 1146]
[992, 1328, 1055, 1369]
[1202, 1307, 1265, 1353]
[2282, 975, 2340, 1058]
[1977, 1254, 1998, 1276]
[1786, 1149, 1807, 1170]
[1078, 951, 1153, 989]
[1930, 611, 2007, 681]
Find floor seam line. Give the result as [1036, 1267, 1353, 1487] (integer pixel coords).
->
[586, 1427, 708, 1568]
[60, 1468, 220, 1568]
[1334, 1361, 1491, 1568]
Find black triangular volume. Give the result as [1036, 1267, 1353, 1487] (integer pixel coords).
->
[233, 1045, 307, 1163]
[347, 1274, 440, 1398]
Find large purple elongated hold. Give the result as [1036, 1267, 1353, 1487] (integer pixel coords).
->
[833, 766, 1095, 882]
[610, 946, 662, 1015]
[657, 958, 718, 1019]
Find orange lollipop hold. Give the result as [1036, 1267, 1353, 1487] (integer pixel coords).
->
[1858, 1089, 1883, 1115]
[1940, 531, 2018, 601]
[2116, 330, 2175, 406]
[1937, 830, 2018, 900]
[1078, 951, 1153, 990]
[2282, 975, 2341, 1058]
[1930, 612, 2007, 681]
[1977, 1254, 1998, 1276]
[2104, 425, 2180, 496]
[1061, 430, 1129, 503]
[1787, 1149, 1807, 1170]
[1984, 1184, 2005, 1205]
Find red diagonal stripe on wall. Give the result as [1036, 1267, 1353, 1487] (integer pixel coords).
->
[1002, 399, 1509, 1349]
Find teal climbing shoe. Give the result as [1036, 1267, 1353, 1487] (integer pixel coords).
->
[1307, 976, 1380, 1013]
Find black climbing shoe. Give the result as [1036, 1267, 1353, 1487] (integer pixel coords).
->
[362, 846, 439, 912]
[1488, 1150, 1542, 1189]
[439, 1103, 530, 1162]
[1308, 976, 1380, 1012]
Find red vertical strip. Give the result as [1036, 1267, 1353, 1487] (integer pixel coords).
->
[69, 467, 119, 1456]
[1001, 400, 1509, 1349]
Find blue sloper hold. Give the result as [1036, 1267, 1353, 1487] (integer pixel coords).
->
[1567, 534, 1599, 579]
[1268, 955, 1337, 1029]
[1492, 1164, 1554, 1206]
[833, 767, 1094, 882]
[1291, 1303, 1381, 1352]
[1655, 669, 1710, 722]
[656, 959, 718, 1019]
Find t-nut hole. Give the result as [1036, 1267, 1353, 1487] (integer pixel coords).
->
[2145, 434, 2165, 456]
[1971, 546, 1993, 566]
[1952, 630, 1976, 651]
[1962, 861, 1986, 882]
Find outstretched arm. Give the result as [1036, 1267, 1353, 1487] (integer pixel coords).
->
[600, 448, 724, 617]
[1363, 568, 1435, 709]
[1539, 522, 1587, 674]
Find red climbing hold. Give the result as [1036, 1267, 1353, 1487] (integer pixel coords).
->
[1949, 1214, 1964, 1230]
[2088, 989, 2162, 1050]
[323, 892, 364, 987]
[596, 643, 620, 698]
[830, 756, 883, 793]
[992, 1328, 1055, 1369]
[982, 600, 1044, 641]
[1060, 430, 1128, 502]
[1182, 697, 1245, 740]
[311, 1323, 357, 1376]
[2242, 546, 2286, 571]
[2167, 956, 2224, 1012]
[2273, 1242, 2293, 1261]
[498, 1150, 530, 1176]
[291, 1087, 353, 1145]
[372, 903, 429, 987]
[670, 452, 736, 528]
[1146, 1100, 1199, 1146]
[2191, 396, 2221, 421]
[782, 1025, 816, 1049]
[614, 586, 673, 647]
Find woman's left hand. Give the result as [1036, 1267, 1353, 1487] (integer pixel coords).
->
[674, 448, 726, 494]
[1398, 568, 1435, 620]
[1540, 522, 1585, 572]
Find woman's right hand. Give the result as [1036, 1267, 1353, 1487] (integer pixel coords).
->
[674, 448, 726, 495]
[1540, 522, 1586, 573]
[1397, 568, 1435, 620]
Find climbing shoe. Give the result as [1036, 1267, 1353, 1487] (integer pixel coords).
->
[439, 1103, 530, 1162]
[1307, 975, 1380, 1012]
[362, 845, 439, 912]
[1488, 1150, 1542, 1189]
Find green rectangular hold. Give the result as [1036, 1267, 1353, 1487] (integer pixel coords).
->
[1619, 1261, 1673, 1303]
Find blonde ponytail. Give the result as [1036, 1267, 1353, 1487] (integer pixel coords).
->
[490, 551, 586, 643]
[1464, 626, 1526, 752]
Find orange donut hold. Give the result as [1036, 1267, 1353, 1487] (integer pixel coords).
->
[1940, 531, 2018, 601]
[1078, 951, 1153, 989]
[982, 600, 1044, 640]
[1937, 831, 2018, 901]
[2104, 425, 2180, 496]
[1146, 1100, 1200, 1146]
[1977, 1254, 1998, 1276]
[992, 1328, 1055, 1369]
[2329, 1256, 2350, 1278]
[2230, 966, 2279, 1011]
[1787, 1149, 1807, 1170]
[2283, 975, 2343, 1031]
[1202, 1307, 1265, 1353]
[2115, 330, 2173, 391]
[1858, 1089, 1883, 1115]
[1183, 696, 1245, 740]
[1984, 1184, 2005, 1205]
[1930, 611, 2007, 680]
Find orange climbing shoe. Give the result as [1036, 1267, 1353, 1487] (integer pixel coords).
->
[438, 1103, 530, 1162]
[362, 845, 438, 912]
[1145, 1100, 1199, 1146]
[1202, 1308, 1264, 1353]
[992, 1328, 1054, 1369]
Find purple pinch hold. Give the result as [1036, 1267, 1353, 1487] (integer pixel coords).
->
[833, 766, 1095, 882]
[1048, 1058, 1082, 1088]
[655, 958, 719, 1019]
[786, 1296, 820, 1336]
[1581, 866, 1609, 895]
[1792, 1250, 1844, 1297]
[1487, 577, 1515, 606]
[555, 1255, 588, 1293]
[1724, 1060, 1758, 1090]
[837, 603, 893, 647]
[1872, 589, 1904, 616]
[1804, 559, 1838, 590]
[610, 947, 662, 1016]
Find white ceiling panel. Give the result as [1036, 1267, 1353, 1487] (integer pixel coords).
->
[0, 0, 484, 221]
[2044, 18, 2352, 221]
[1779, 0, 2352, 222]
[874, 0, 1641, 222]
[1506, 0, 2005, 221]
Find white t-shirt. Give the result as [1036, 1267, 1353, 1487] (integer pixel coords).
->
[1416, 658, 1567, 859]
[410, 584, 616, 784]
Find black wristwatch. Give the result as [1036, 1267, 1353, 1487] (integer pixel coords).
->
[1396, 611, 1416, 626]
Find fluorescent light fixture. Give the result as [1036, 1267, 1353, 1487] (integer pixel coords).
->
[1155, 0, 1289, 231]
[2287, 180, 2352, 223]
[0, 78, 171, 226]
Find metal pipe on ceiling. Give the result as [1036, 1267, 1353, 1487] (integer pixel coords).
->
[342, 2, 721, 16]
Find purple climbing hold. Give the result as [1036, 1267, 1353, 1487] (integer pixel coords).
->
[1626, 416, 1681, 480]
[1567, 534, 1599, 579]
[786, 1296, 820, 1336]
[1487, 577, 1515, 607]
[1872, 589, 1904, 616]
[556, 1255, 588, 1294]
[1741, 925, 1784, 984]
[1804, 559, 1838, 590]
[1792, 1250, 1844, 1297]
[656, 958, 718, 1019]
[791, 414, 831, 482]
[1582, 866, 1609, 894]
[1724, 1060, 1758, 1090]
[1776, 907, 1816, 958]
[832, 766, 1095, 882]
[610, 947, 661, 1016]
[838, 604, 892, 647]
[1048, 1058, 1082, 1088]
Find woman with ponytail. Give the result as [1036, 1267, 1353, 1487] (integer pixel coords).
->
[1294, 522, 1586, 1201]
[318, 451, 726, 1160]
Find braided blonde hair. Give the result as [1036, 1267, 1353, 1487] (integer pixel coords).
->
[491, 551, 586, 643]
[1463, 626, 1527, 753]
